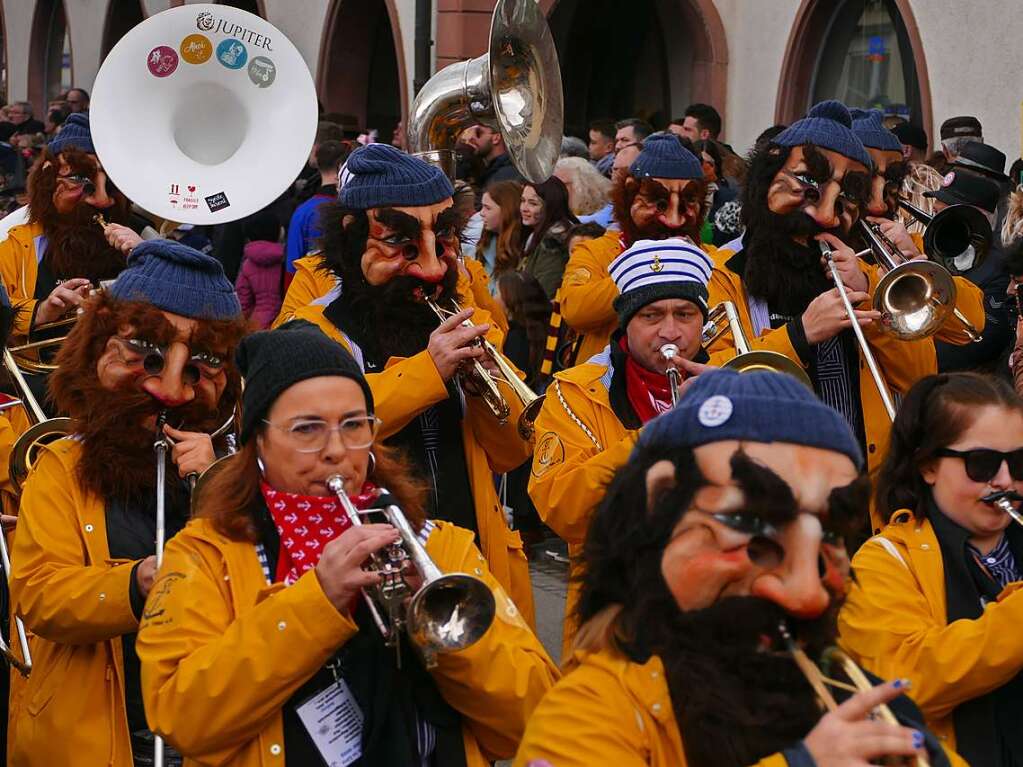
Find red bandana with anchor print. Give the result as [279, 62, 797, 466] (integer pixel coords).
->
[261, 480, 379, 585]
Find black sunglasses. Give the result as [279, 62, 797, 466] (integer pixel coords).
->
[935, 447, 1023, 483]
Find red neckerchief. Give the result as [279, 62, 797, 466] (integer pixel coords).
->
[620, 336, 676, 423]
[261, 480, 379, 585]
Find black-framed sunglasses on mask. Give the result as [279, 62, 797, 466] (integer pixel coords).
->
[935, 447, 1023, 483]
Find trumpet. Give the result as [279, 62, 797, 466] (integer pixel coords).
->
[325, 475, 496, 668]
[858, 218, 982, 343]
[818, 240, 898, 421]
[981, 490, 1023, 525]
[782, 622, 929, 767]
[659, 344, 682, 406]
[426, 298, 544, 440]
[897, 198, 992, 272]
[701, 301, 813, 389]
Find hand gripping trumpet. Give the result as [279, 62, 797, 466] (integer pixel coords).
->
[325, 475, 496, 668]
[659, 344, 682, 407]
[426, 298, 544, 440]
[781, 622, 929, 767]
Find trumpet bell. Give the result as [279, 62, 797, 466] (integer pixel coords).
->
[9, 417, 72, 494]
[519, 395, 546, 441]
[925, 203, 992, 271]
[724, 350, 813, 390]
[407, 572, 497, 655]
[874, 260, 955, 341]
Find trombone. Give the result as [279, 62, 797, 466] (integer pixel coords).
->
[325, 474, 496, 668]
[858, 217, 982, 343]
[782, 622, 929, 767]
[897, 198, 993, 272]
[818, 240, 898, 421]
[426, 298, 544, 440]
[701, 301, 814, 389]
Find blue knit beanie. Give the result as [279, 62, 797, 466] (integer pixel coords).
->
[850, 108, 903, 153]
[629, 134, 704, 180]
[338, 143, 453, 209]
[639, 368, 863, 469]
[773, 100, 872, 169]
[47, 113, 95, 155]
[110, 240, 241, 321]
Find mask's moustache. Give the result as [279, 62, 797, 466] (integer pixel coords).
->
[85, 379, 224, 442]
[679, 594, 842, 660]
[379, 267, 458, 306]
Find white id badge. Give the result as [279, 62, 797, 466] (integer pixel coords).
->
[296, 679, 364, 767]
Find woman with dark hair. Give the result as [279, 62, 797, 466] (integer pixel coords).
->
[496, 271, 551, 390]
[518, 176, 579, 299]
[839, 372, 1023, 767]
[475, 180, 524, 295]
[136, 323, 557, 767]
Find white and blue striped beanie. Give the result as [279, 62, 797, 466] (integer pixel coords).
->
[609, 237, 713, 328]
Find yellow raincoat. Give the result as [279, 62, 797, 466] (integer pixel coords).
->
[272, 255, 338, 328]
[0, 221, 47, 337]
[839, 509, 1023, 755]
[557, 230, 625, 365]
[8, 439, 145, 766]
[288, 299, 536, 627]
[528, 354, 639, 659]
[138, 515, 558, 766]
[513, 646, 790, 767]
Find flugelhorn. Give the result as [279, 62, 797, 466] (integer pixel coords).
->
[325, 475, 496, 668]
[858, 218, 981, 343]
[701, 301, 813, 389]
[781, 622, 929, 767]
[426, 298, 544, 440]
[659, 344, 682, 406]
[818, 240, 897, 421]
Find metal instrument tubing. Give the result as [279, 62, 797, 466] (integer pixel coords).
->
[819, 241, 897, 421]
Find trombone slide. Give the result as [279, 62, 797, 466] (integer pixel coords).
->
[818, 241, 897, 421]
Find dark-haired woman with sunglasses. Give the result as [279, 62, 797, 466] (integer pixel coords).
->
[839, 371, 1023, 767]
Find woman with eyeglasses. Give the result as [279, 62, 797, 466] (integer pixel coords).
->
[839, 372, 1023, 767]
[136, 322, 558, 767]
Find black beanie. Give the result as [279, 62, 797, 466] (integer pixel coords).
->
[236, 321, 375, 444]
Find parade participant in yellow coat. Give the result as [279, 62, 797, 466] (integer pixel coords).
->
[272, 252, 339, 328]
[529, 237, 715, 658]
[517, 369, 957, 767]
[8, 241, 246, 766]
[138, 323, 558, 767]
[839, 372, 1023, 767]
[848, 108, 985, 347]
[286, 143, 536, 624]
[0, 114, 143, 340]
[707, 102, 936, 524]
[559, 136, 717, 365]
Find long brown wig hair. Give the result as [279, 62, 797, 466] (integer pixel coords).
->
[474, 180, 524, 275]
[199, 436, 430, 542]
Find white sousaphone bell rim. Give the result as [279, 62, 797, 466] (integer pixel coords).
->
[91, 3, 318, 226]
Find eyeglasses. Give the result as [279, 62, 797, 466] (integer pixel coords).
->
[263, 416, 382, 453]
[113, 336, 224, 385]
[934, 447, 1023, 483]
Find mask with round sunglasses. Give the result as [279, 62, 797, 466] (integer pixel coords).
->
[262, 415, 382, 453]
[934, 447, 1023, 484]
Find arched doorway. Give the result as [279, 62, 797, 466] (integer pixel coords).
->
[777, 0, 931, 132]
[543, 0, 727, 136]
[102, 0, 146, 58]
[29, 0, 73, 107]
[319, 0, 404, 141]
